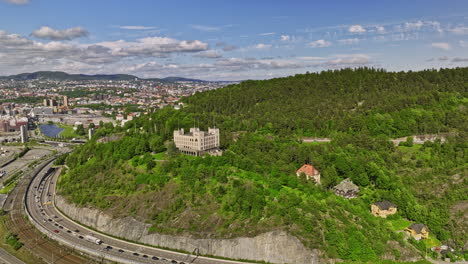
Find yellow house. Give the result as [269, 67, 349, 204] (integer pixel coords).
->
[405, 223, 429, 240]
[371, 200, 397, 218]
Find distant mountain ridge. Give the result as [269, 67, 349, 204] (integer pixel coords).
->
[0, 71, 139, 81]
[0, 71, 215, 82]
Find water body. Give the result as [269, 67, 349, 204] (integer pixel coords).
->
[40, 124, 64, 138]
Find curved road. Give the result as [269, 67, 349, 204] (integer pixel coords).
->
[27, 163, 251, 264]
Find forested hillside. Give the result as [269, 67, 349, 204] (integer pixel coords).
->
[58, 68, 467, 263]
[184, 67, 467, 138]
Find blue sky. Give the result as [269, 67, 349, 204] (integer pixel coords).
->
[0, 0, 467, 80]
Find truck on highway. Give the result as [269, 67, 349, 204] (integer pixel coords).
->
[84, 235, 102, 245]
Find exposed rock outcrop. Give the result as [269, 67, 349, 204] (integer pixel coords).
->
[55, 195, 320, 264]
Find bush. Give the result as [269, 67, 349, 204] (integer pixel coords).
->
[5, 232, 23, 250]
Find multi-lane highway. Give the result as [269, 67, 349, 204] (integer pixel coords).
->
[26, 159, 250, 264]
[4, 154, 89, 264]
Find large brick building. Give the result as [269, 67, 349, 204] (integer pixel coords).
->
[173, 127, 221, 156]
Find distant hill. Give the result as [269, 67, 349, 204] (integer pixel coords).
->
[0, 71, 139, 81]
[160, 76, 207, 83]
[0, 71, 217, 82]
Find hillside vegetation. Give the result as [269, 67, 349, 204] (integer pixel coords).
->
[58, 68, 467, 262]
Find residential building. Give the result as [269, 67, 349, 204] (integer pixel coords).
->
[371, 200, 397, 218]
[296, 164, 321, 184]
[333, 178, 360, 199]
[406, 224, 429, 240]
[173, 127, 221, 156]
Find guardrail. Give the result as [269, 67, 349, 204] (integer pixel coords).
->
[23, 158, 145, 264]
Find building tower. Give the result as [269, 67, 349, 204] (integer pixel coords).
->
[20, 125, 28, 143]
[88, 127, 95, 140]
[63, 96, 69, 107]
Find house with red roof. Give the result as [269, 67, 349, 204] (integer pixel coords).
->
[296, 164, 321, 184]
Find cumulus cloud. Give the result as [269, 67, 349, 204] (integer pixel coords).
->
[338, 38, 360, 45]
[375, 26, 386, 34]
[349, 25, 366, 33]
[31, 26, 89, 40]
[3, 0, 28, 4]
[280, 35, 290, 41]
[325, 54, 370, 66]
[194, 50, 222, 59]
[449, 26, 468, 35]
[438, 56, 449, 61]
[308, 39, 332, 48]
[215, 42, 238, 51]
[119, 26, 157, 30]
[460, 40, 468, 48]
[431, 42, 451, 50]
[96, 37, 208, 56]
[451, 57, 468, 62]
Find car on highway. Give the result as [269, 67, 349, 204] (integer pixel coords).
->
[53, 230, 59, 233]
[143, 254, 148, 258]
[133, 252, 139, 256]
[152, 256, 159, 260]
[118, 249, 124, 253]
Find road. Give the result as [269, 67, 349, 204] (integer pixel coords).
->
[0, 247, 25, 264]
[27, 159, 252, 264]
[3, 154, 89, 264]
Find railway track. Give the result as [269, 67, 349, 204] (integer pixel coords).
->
[3, 157, 93, 264]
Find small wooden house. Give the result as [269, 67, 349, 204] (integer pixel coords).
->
[296, 164, 321, 184]
[333, 178, 359, 199]
[405, 223, 429, 240]
[371, 200, 397, 218]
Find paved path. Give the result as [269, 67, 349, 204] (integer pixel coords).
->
[0, 246, 25, 264]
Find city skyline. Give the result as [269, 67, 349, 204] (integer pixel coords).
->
[0, 0, 467, 80]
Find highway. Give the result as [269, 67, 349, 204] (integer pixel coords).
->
[3, 154, 89, 264]
[26, 160, 251, 264]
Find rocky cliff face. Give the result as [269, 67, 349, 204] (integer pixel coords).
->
[55, 195, 320, 264]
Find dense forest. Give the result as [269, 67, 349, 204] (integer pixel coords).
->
[58, 68, 467, 263]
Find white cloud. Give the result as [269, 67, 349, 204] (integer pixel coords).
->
[31, 26, 89, 40]
[254, 43, 272, 49]
[452, 57, 468, 62]
[308, 39, 332, 48]
[280, 35, 290, 41]
[326, 54, 370, 66]
[460, 40, 468, 48]
[259, 32, 275, 36]
[119, 26, 157, 30]
[3, 0, 28, 4]
[431, 42, 451, 50]
[216, 42, 238, 51]
[338, 38, 360, 45]
[403, 21, 424, 31]
[449, 26, 468, 35]
[376, 26, 386, 34]
[194, 50, 222, 59]
[190, 24, 221, 32]
[349, 25, 366, 33]
[438, 56, 449, 61]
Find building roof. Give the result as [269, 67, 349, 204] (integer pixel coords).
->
[409, 223, 428, 234]
[296, 164, 320, 176]
[373, 200, 397, 210]
[334, 178, 360, 192]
